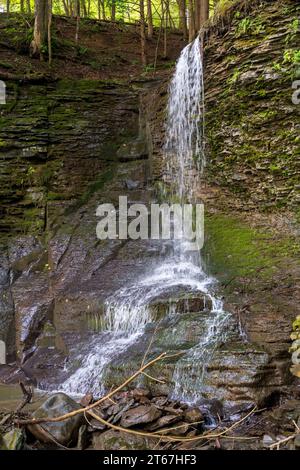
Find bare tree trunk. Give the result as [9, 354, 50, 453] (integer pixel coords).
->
[6, 0, 10, 13]
[111, 0, 116, 21]
[194, 0, 201, 31]
[200, 0, 209, 26]
[97, 0, 101, 19]
[48, 0, 52, 64]
[26, 0, 31, 12]
[30, 0, 50, 60]
[139, 0, 147, 66]
[177, 0, 188, 41]
[147, 0, 153, 39]
[20, 0, 25, 13]
[188, 0, 195, 42]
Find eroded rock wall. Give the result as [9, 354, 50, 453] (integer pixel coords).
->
[204, 0, 300, 209]
[0, 80, 139, 235]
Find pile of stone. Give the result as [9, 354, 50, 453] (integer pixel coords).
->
[1, 390, 204, 450]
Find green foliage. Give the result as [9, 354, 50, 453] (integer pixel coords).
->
[78, 45, 89, 56]
[286, 19, 299, 44]
[227, 68, 240, 86]
[283, 49, 300, 65]
[235, 17, 264, 37]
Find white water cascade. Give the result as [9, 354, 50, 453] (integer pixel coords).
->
[60, 37, 232, 402]
[164, 35, 205, 201]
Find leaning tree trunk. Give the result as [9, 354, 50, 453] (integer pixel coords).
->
[30, 0, 50, 60]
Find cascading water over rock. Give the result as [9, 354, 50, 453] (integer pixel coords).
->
[58, 37, 233, 402]
[164, 36, 205, 201]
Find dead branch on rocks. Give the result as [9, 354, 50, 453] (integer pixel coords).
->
[14, 352, 169, 426]
[86, 404, 258, 443]
[14, 351, 259, 445]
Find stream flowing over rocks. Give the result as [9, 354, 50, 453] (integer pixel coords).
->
[0, 0, 299, 451]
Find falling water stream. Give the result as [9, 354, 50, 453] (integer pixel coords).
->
[60, 37, 232, 403]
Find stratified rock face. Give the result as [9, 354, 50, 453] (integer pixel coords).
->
[204, 0, 300, 209]
[0, 80, 139, 235]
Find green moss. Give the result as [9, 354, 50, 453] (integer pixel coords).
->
[0, 61, 14, 70]
[202, 213, 299, 288]
[47, 192, 66, 201]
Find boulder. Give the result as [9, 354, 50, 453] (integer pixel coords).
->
[120, 405, 162, 428]
[28, 393, 83, 446]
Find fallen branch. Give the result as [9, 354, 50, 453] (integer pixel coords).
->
[85, 405, 258, 443]
[15, 352, 168, 426]
[14, 351, 258, 445]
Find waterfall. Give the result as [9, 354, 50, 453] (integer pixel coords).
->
[58, 37, 232, 401]
[164, 36, 205, 201]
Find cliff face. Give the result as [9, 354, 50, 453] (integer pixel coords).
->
[204, 0, 300, 209]
[0, 80, 140, 236]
